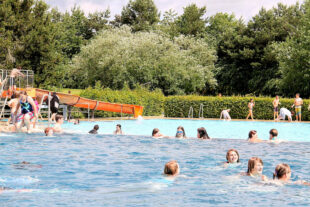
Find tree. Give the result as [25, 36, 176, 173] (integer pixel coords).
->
[120, 0, 160, 31]
[274, 0, 310, 96]
[67, 26, 217, 95]
[176, 4, 206, 36]
[0, 0, 63, 85]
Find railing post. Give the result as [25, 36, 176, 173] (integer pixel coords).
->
[48, 92, 51, 127]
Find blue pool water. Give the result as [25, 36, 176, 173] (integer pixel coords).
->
[0, 119, 310, 206]
[63, 119, 310, 142]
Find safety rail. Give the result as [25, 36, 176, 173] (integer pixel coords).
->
[188, 106, 193, 118]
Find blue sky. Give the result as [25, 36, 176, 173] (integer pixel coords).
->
[45, 0, 301, 21]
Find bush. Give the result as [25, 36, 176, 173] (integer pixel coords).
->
[164, 96, 310, 120]
[79, 85, 164, 117]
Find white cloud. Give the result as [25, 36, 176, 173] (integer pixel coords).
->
[45, 0, 302, 21]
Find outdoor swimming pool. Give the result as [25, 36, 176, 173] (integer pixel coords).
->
[0, 119, 310, 206]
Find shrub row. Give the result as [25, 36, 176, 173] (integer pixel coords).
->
[164, 96, 310, 121]
[79, 86, 165, 118]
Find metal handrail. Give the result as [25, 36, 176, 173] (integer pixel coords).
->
[199, 104, 204, 119]
[188, 106, 193, 118]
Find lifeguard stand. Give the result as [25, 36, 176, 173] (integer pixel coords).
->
[0, 69, 34, 118]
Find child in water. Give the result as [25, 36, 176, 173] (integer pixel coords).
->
[241, 157, 267, 181]
[269, 129, 280, 142]
[197, 127, 211, 139]
[164, 160, 180, 177]
[223, 149, 240, 167]
[89, 125, 99, 134]
[114, 124, 123, 135]
[175, 126, 186, 138]
[152, 128, 164, 138]
[273, 163, 310, 186]
[53, 115, 64, 133]
[248, 130, 263, 143]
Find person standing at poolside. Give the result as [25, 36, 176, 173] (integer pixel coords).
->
[220, 109, 231, 121]
[273, 96, 280, 120]
[292, 93, 303, 121]
[246, 99, 255, 120]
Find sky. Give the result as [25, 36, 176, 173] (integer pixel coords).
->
[45, 0, 302, 21]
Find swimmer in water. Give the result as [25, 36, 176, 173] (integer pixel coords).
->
[273, 163, 310, 186]
[241, 157, 267, 181]
[197, 127, 210, 139]
[248, 130, 263, 143]
[223, 149, 240, 167]
[175, 126, 186, 138]
[44, 127, 54, 136]
[152, 128, 164, 138]
[53, 115, 64, 133]
[114, 124, 123, 135]
[12, 161, 42, 169]
[269, 129, 279, 142]
[89, 125, 99, 134]
[164, 160, 180, 177]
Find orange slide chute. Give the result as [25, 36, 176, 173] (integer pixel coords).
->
[3, 88, 144, 118]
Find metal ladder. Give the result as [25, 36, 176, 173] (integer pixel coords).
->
[0, 77, 9, 119]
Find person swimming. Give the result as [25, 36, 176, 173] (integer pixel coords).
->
[273, 163, 310, 186]
[44, 127, 54, 136]
[175, 126, 186, 138]
[89, 125, 99, 134]
[53, 115, 64, 133]
[152, 128, 164, 138]
[269, 129, 279, 142]
[197, 127, 210, 139]
[224, 149, 240, 167]
[114, 124, 123, 135]
[242, 157, 267, 181]
[164, 160, 180, 176]
[248, 130, 263, 143]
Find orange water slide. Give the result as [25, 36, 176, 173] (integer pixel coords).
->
[2, 88, 144, 118]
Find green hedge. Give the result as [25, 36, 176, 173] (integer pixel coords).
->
[164, 96, 310, 120]
[79, 85, 164, 117]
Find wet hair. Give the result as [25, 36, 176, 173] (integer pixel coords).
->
[152, 128, 159, 136]
[273, 163, 291, 179]
[44, 127, 53, 136]
[197, 127, 210, 139]
[248, 130, 257, 139]
[164, 160, 179, 176]
[93, 125, 99, 130]
[226, 149, 240, 163]
[247, 157, 263, 174]
[55, 115, 63, 122]
[116, 124, 121, 129]
[175, 126, 186, 138]
[269, 129, 278, 137]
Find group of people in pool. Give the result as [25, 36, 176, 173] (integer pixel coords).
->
[220, 93, 308, 122]
[164, 150, 310, 186]
[152, 126, 279, 143]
